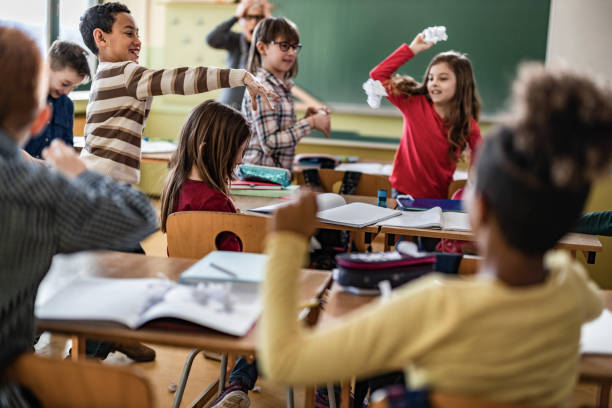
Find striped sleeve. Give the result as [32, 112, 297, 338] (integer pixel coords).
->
[122, 63, 246, 100]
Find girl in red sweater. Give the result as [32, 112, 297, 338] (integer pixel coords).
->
[370, 31, 482, 199]
[160, 100, 250, 251]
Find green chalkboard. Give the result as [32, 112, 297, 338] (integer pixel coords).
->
[273, 0, 550, 116]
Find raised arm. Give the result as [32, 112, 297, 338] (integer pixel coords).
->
[123, 63, 275, 110]
[206, 16, 241, 50]
[41, 140, 157, 253]
[247, 92, 312, 157]
[258, 193, 453, 385]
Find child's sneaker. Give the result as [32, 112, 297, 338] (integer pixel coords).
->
[210, 381, 250, 408]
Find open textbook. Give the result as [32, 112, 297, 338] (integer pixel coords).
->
[377, 207, 471, 231]
[35, 277, 260, 337]
[581, 309, 612, 355]
[249, 193, 401, 228]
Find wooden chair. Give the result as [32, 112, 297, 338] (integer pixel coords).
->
[294, 168, 392, 196]
[166, 211, 269, 259]
[370, 390, 553, 408]
[165, 211, 269, 406]
[2, 353, 153, 408]
[448, 178, 467, 199]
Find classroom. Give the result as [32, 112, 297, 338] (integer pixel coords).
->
[1, 0, 612, 407]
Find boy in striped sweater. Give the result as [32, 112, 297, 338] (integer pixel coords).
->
[79, 2, 274, 184]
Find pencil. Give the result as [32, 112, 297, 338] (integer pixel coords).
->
[209, 262, 239, 279]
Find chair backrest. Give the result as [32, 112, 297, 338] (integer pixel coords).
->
[370, 389, 553, 408]
[166, 211, 268, 258]
[2, 353, 154, 408]
[295, 168, 392, 196]
[458, 255, 481, 275]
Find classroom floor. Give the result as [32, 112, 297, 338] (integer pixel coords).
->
[36, 198, 605, 408]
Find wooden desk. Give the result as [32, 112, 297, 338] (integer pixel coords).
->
[231, 194, 380, 234]
[319, 284, 612, 408]
[381, 225, 602, 264]
[37, 251, 331, 355]
[37, 251, 332, 408]
[231, 193, 602, 262]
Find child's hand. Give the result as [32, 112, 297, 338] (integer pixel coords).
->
[244, 72, 277, 111]
[304, 105, 330, 118]
[306, 111, 331, 138]
[409, 32, 435, 55]
[42, 139, 87, 179]
[270, 191, 318, 238]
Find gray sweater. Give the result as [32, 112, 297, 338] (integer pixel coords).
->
[0, 129, 158, 371]
[206, 16, 250, 109]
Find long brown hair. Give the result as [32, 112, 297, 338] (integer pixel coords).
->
[247, 16, 300, 79]
[160, 100, 250, 232]
[387, 51, 481, 162]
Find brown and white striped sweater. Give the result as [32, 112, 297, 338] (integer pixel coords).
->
[81, 61, 246, 184]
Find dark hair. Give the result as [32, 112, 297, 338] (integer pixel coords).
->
[79, 2, 131, 55]
[48, 41, 91, 82]
[160, 100, 251, 232]
[387, 51, 481, 162]
[475, 64, 612, 255]
[0, 27, 43, 136]
[247, 17, 300, 79]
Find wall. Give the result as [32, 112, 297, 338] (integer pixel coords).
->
[547, 0, 612, 287]
[546, 0, 612, 87]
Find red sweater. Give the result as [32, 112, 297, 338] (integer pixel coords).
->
[370, 44, 481, 198]
[174, 179, 242, 252]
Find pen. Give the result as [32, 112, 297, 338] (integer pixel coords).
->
[209, 262, 239, 279]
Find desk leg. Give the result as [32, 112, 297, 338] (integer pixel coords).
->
[597, 384, 610, 408]
[71, 335, 86, 362]
[327, 383, 337, 408]
[286, 387, 295, 408]
[385, 233, 395, 251]
[586, 251, 597, 264]
[218, 353, 229, 394]
[173, 348, 202, 408]
[365, 232, 373, 253]
[340, 381, 351, 408]
[303, 386, 315, 408]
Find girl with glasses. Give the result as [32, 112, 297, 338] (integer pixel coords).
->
[242, 16, 330, 170]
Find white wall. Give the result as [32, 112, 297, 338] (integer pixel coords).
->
[547, 0, 612, 86]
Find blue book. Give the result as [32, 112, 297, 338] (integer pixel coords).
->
[179, 251, 267, 285]
[396, 196, 464, 212]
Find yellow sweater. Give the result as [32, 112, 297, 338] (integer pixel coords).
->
[259, 232, 603, 406]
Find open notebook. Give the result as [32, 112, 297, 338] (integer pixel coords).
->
[35, 277, 260, 337]
[249, 193, 401, 228]
[377, 207, 471, 231]
[581, 309, 612, 355]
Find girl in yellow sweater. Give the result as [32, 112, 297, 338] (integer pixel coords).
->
[258, 64, 612, 406]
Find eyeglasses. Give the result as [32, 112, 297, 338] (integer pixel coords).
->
[244, 14, 265, 22]
[268, 41, 303, 53]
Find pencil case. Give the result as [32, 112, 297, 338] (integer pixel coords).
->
[335, 251, 436, 289]
[238, 164, 292, 188]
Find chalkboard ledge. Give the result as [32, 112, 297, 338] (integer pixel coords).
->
[301, 136, 398, 151]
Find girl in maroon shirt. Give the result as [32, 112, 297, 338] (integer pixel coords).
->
[370, 31, 482, 199]
[160, 100, 251, 251]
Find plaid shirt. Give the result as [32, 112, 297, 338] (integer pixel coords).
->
[0, 129, 157, 370]
[242, 69, 311, 170]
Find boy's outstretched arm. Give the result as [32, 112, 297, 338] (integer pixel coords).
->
[123, 63, 275, 110]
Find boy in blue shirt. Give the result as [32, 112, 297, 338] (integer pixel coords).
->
[24, 41, 90, 158]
